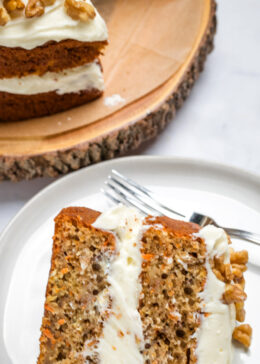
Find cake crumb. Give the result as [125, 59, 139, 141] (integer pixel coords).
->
[104, 94, 125, 107]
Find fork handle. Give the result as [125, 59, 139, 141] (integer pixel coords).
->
[223, 227, 260, 246]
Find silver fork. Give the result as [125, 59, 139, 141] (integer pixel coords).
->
[101, 169, 260, 246]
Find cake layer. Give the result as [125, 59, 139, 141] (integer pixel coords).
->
[0, 61, 104, 121]
[139, 215, 205, 364]
[0, 0, 108, 50]
[0, 62, 104, 95]
[0, 88, 102, 121]
[38, 206, 250, 364]
[0, 40, 106, 79]
[37, 207, 115, 364]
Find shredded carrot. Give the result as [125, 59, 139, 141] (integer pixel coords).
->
[45, 304, 55, 314]
[43, 329, 56, 344]
[168, 313, 178, 321]
[142, 253, 154, 261]
[58, 319, 65, 326]
[54, 246, 60, 254]
[87, 340, 96, 347]
[61, 267, 69, 275]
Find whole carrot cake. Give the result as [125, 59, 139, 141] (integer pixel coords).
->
[0, 0, 108, 121]
[38, 205, 252, 363]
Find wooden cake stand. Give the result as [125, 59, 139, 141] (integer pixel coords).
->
[0, 0, 216, 181]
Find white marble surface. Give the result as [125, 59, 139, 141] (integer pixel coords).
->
[0, 0, 259, 234]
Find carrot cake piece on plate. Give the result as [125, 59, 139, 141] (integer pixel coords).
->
[38, 205, 252, 363]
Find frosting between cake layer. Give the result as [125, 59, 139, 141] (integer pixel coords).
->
[0, 0, 108, 49]
[0, 61, 104, 95]
[195, 226, 236, 364]
[93, 205, 145, 364]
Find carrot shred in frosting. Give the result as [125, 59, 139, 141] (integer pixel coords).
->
[87, 340, 97, 347]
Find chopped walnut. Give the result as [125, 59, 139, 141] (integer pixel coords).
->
[232, 263, 247, 281]
[235, 301, 245, 322]
[212, 268, 225, 282]
[0, 6, 10, 25]
[224, 263, 233, 282]
[213, 255, 232, 282]
[233, 324, 252, 348]
[232, 263, 247, 273]
[230, 250, 248, 265]
[234, 276, 245, 289]
[25, 0, 44, 18]
[3, 0, 24, 12]
[223, 284, 247, 304]
[64, 0, 96, 22]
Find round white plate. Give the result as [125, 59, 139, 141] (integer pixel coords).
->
[0, 156, 259, 364]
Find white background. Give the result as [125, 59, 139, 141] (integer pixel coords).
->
[0, 0, 260, 232]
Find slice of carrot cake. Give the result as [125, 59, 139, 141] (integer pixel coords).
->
[0, 0, 108, 121]
[37, 205, 252, 363]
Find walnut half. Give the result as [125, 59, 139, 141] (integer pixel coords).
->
[25, 0, 44, 18]
[0, 7, 10, 25]
[223, 284, 247, 304]
[233, 324, 252, 348]
[64, 0, 96, 22]
[3, 0, 25, 13]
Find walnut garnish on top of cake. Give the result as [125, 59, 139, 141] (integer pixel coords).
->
[64, 0, 96, 21]
[0, 0, 96, 24]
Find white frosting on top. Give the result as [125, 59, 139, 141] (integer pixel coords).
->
[0, 61, 104, 95]
[0, 0, 108, 49]
[93, 205, 145, 364]
[195, 226, 236, 364]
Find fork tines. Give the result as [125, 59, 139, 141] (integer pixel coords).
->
[103, 170, 184, 219]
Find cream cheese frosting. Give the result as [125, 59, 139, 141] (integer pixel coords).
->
[195, 226, 236, 364]
[0, 0, 108, 49]
[0, 61, 104, 95]
[93, 205, 145, 364]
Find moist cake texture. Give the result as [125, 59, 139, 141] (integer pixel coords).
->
[0, 0, 108, 121]
[38, 205, 252, 363]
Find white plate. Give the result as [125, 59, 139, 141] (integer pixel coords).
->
[0, 156, 259, 364]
